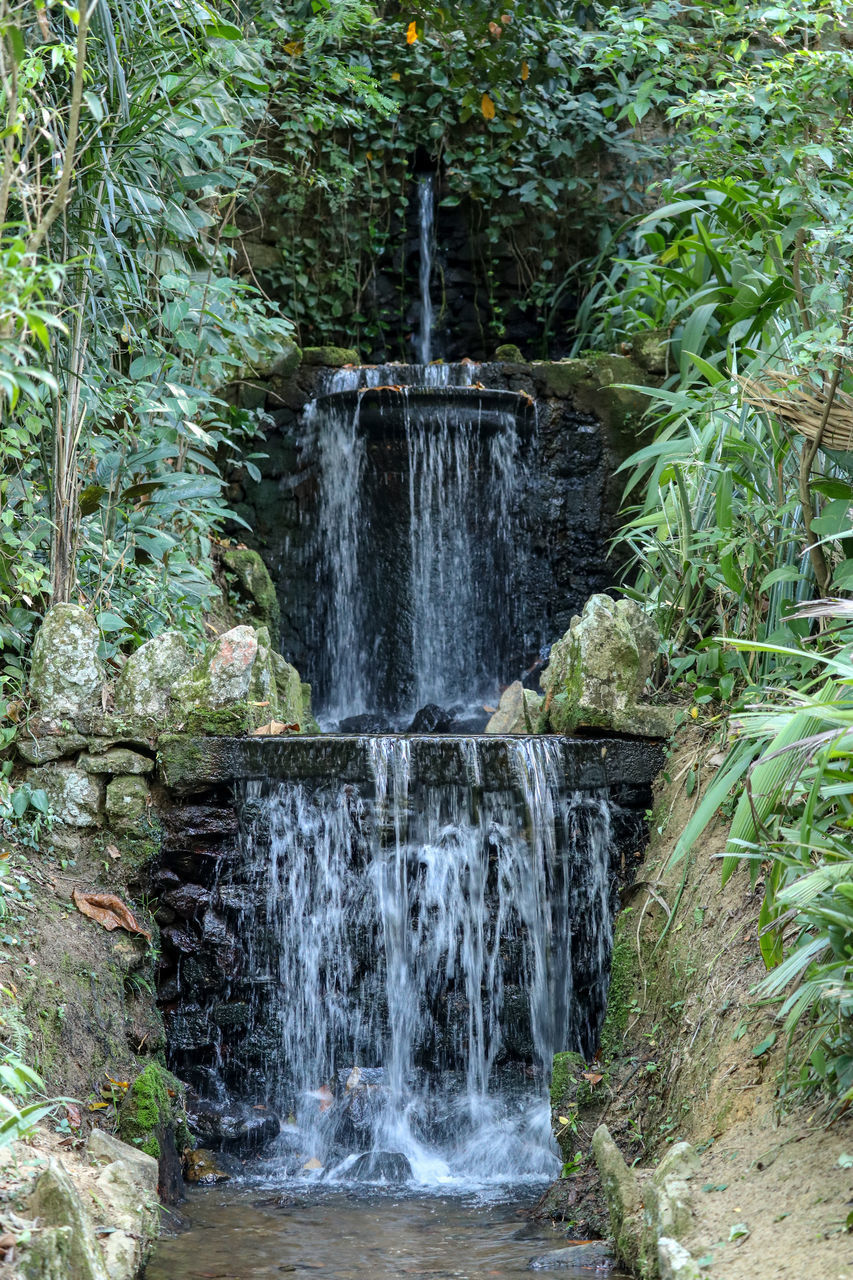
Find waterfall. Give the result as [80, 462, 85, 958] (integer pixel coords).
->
[309, 384, 524, 727]
[416, 175, 435, 364]
[230, 736, 616, 1186]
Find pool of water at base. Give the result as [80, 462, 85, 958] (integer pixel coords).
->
[145, 1185, 628, 1280]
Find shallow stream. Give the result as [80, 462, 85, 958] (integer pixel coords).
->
[146, 1185, 626, 1279]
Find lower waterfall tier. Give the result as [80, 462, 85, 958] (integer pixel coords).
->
[157, 735, 656, 1186]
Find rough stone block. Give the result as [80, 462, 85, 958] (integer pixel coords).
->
[82, 748, 154, 775]
[591, 1124, 643, 1269]
[16, 734, 87, 765]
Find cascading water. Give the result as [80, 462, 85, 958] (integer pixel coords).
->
[416, 174, 435, 364]
[227, 736, 615, 1187]
[308, 384, 525, 727]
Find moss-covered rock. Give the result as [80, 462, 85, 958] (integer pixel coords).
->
[119, 1063, 190, 1203]
[301, 345, 360, 367]
[82, 747, 154, 775]
[300, 682, 321, 733]
[221, 547, 281, 648]
[591, 1124, 644, 1270]
[270, 651, 303, 725]
[531, 354, 653, 436]
[542, 594, 673, 738]
[495, 343, 525, 362]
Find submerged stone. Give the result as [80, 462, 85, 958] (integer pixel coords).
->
[29, 604, 104, 716]
[183, 1148, 231, 1184]
[528, 1242, 615, 1271]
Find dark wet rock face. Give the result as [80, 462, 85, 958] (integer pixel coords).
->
[348, 1151, 412, 1183]
[406, 703, 453, 733]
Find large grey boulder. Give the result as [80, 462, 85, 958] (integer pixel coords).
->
[29, 605, 104, 716]
[485, 681, 543, 734]
[542, 594, 673, 737]
[114, 631, 193, 718]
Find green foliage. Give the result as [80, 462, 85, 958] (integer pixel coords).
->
[0, 0, 384, 721]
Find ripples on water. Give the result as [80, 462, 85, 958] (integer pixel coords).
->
[146, 1185, 626, 1280]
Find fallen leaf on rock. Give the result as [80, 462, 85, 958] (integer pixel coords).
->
[105, 844, 120, 860]
[72, 889, 151, 941]
[582, 1071, 603, 1086]
[251, 721, 300, 737]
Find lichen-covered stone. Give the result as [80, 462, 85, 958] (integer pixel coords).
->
[88, 1128, 159, 1269]
[105, 775, 149, 831]
[18, 1225, 74, 1280]
[28, 1158, 109, 1280]
[176, 625, 258, 710]
[657, 1237, 702, 1280]
[82, 748, 154, 775]
[301, 345, 360, 367]
[25, 763, 104, 826]
[485, 681, 543, 734]
[248, 624, 276, 710]
[114, 631, 193, 718]
[591, 1124, 643, 1270]
[542, 594, 671, 737]
[29, 604, 105, 716]
[631, 329, 669, 375]
[221, 547, 281, 648]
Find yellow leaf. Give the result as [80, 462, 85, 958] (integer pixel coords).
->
[406, 20, 418, 43]
[558, 1115, 571, 1125]
[690, 706, 699, 719]
[391, 70, 401, 81]
[481, 92, 496, 120]
[283, 40, 303, 56]
[521, 60, 530, 81]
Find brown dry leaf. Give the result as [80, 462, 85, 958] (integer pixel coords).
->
[582, 1071, 603, 1086]
[72, 888, 151, 941]
[65, 1103, 82, 1130]
[105, 844, 121, 861]
[252, 721, 300, 737]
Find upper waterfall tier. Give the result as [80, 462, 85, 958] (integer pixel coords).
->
[306, 377, 527, 729]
